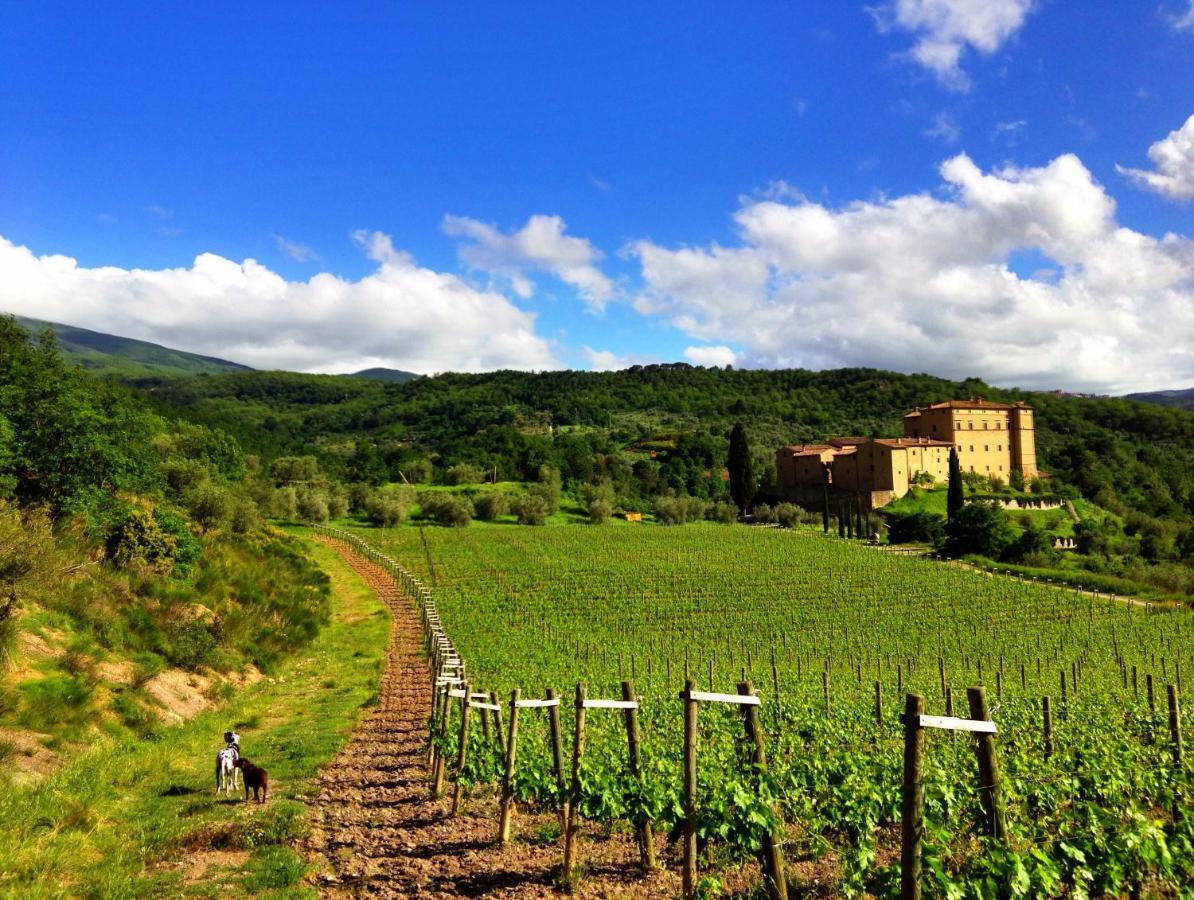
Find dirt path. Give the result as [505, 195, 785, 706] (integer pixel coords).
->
[303, 537, 683, 898]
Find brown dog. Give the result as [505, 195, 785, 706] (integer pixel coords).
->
[233, 757, 269, 803]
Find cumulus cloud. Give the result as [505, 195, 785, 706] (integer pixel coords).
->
[684, 345, 739, 367]
[628, 152, 1194, 394]
[926, 112, 961, 143]
[442, 213, 615, 310]
[0, 231, 559, 374]
[871, 0, 1036, 90]
[1117, 114, 1194, 202]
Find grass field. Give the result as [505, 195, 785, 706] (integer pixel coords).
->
[344, 521, 1193, 897]
[0, 540, 388, 898]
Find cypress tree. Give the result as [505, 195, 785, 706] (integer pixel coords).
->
[728, 423, 755, 513]
[947, 447, 964, 521]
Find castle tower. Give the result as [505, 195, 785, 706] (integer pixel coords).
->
[1009, 403, 1038, 479]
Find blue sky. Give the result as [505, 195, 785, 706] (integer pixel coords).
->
[1, 1, 1193, 392]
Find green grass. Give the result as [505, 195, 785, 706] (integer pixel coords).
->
[0, 539, 389, 898]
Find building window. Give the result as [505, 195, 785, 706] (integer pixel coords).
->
[969, 445, 974, 452]
[984, 445, 989, 452]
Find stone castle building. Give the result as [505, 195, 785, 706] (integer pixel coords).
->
[776, 399, 1038, 509]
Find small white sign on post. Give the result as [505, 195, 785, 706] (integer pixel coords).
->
[582, 698, 638, 710]
[680, 690, 761, 706]
[918, 714, 997, 734]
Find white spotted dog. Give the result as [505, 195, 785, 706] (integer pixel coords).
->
[215, 731, 242, 794]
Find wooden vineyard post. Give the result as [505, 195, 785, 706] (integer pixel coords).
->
[875, 680, 883, 726]
[1042, 696, 1053, 759]
[682, 678, 699, 900]
[497, 688, 520, 844]
[451, 682, 471, 815]
[900, 693, 926, 900]
[1168, 685, 1184, 767]
[822, 670, 830, 714]
[737, 681, 788, 900]
[564, 682, 586, 877]
[621, 680, 656, 872]
[966, 686, 1006, 843]
[432, 684, 452, 798]
[547, 687, 568, 834]
[1169, 685, 1184, 824]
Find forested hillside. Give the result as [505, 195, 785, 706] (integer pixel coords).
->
[139, 365, 1194, 521]
[0, 318, 328, 774]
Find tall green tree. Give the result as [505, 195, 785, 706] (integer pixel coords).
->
[727, 423, 754, 513]
[947, 447, 964, 521]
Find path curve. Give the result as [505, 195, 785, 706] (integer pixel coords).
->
[302, 537, 678, 898]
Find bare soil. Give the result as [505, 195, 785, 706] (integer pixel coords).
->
[302, 537, 697, 898]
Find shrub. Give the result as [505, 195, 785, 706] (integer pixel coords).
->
[444, 463, 484, 486]
[774, 503, 801, 528]
[230, 498, 260, 534]
[473, 492, 509, 521]
[753, 503, 775, 524]
[588, 498, 613, 524]
[706, 501, 737, 524]
[420, 493, 472, 527]
[513, 494, 550, 526]
[295, 488, 329, 524]
[942, 502, 1014, 559]
[187, 484, 233, 532]
[326, 488, 349, 520]
[105, 506, 178, 572]
[366, 486, 413, 527]
[887, 511, 946, 545]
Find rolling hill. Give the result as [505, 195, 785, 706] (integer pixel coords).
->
[1126, 387, 1194, 411]
[11, 315, 252, 378]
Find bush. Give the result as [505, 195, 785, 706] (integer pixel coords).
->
[420, 493, 472, 527]
[105, 506, 178, 572]
[528, 466, 562, 515]
[473, 492, 509, 521]
[326, 488, 349, 520]
[588, 498, 613, 524]
[187, 484, 234, 532]
[230, 498, 259, 534]
[753, 503, 775, 524]
[942, 502, 1014, 559]
[774, 503, 800, 528]
[269, 486, 297, 520]
[887, 511, 946, 545]
[295, 488, 329, 524]
[513, 494, 550, 526]
[444, 463, 484, 486]
[653, 495, 708, 525]
[366, 486, 413, 527]
[706, 501, 737, 524]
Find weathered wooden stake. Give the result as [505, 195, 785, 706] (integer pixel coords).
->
[497, 688, 520, 844]
[738, 681, 788, 900]
[547, 687, 568, 834]
[874, 680, 883, 726]
[1166, 684, 1182, 766]
[1042, 696, 1053, 759]
[900, 693, 926, 900]
[432, 686, 452, 797]
[682, 678, 698, 900]
[622, 680, 655, 872]
[563, 683, 587, 875]
[966, 686, 1006, 843]
[451, 682, 471, 815]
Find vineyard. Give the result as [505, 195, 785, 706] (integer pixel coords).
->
[337, 523, 1192, 898]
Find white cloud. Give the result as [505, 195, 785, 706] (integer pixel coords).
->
[1174, 1, 1194, 30]
[1117, 114, 1194, 202]
[270, 233, 320, 263]
[0, 231, 559, 374]
[871, 0, 1036, 90]
[145, 204, 174, 220]
[926, 112, 961, 143]
[628, 152, 1194, 394]
[684, 345, 739, 367]
[442, 213, 615, 311]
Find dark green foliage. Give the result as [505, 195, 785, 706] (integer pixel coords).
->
[887, 511, 946, 545]
[419, 492, 473, 527]
[1001, 523, 1057, 565]
[512, 493, 550, 525]
[104, 506, 178, 571]
[0, 318, 160, 513]
[947, 448, 964, 521]
[942, 502, 1015, 559]
[728, 423, 754, 513]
